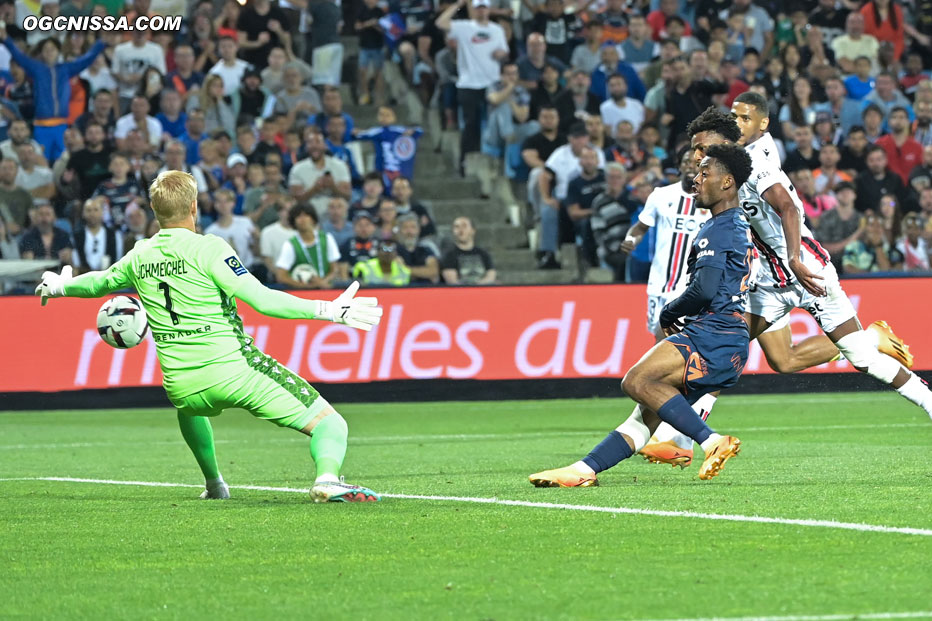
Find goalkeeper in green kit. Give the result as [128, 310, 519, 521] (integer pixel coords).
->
[35, 171, 383, 503]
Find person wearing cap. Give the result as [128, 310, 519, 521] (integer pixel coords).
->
[222, 152, 249, 211]
[336, 210, 379, 279]
[352, 238, 411, 287]
[0, 23, 106, 163]
[534, 121, 605, 268]
[436, 0, 509, 175]
[115, 95, 163, 153]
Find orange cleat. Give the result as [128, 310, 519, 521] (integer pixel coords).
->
[639, 439, 693, 468]
[529, 465, 598, 488]
[868, 321, 914, 369]
[698, 435, 741, 480]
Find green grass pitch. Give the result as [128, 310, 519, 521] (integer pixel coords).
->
[1, 392, 931, 620]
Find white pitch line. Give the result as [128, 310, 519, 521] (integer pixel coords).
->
[0, 477, 930, 538]
[0, 422, 927, 451]
[644, 612, 932, 621]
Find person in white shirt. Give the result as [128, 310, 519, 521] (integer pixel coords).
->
[287, 128, 351, 214]
[111, 30, 167, 112]
[14, 142, 55, 207]
[205, 188, 259, 268]
[830, 12, 880, 75]
[436, 0, 509, 170]
[208, 36, 252, 96]
[114, 95, 164, 152]
[599, 73, 645, 137]
[260, 197, 296, 281]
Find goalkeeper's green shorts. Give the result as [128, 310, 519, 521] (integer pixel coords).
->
[169, 350, 327, 432]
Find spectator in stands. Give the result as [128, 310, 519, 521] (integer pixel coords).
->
[856, 145, 907, 213]
[15, 142, 55, 208]
[908, 145, 932, 200]
[809, 0, 849, 45]
[336, 211, 378, 278]
[590, 161, 630, 282]
[233, 70, 273, 126]
[600, 74, 645, 136]
[436, 0, 509, 176]
[840, 126, 870, 176]
[814, 78, 862, 136]
[784, 125, 820, 174]
[122, 200, 150, 252]
[555, 70, 600, 135]
[518, 33, 566, 91]
[396, 213, 440, 284]
[354, 106, 423, 189]
[860, 0, 913, 63]
[535, 122, 605, 269]
[73, 196, 122, 273]
[165, 44, 204, 105]
[862, 103, 886, 143]
[244, 153, 287, 229]
[353, 238, 411, 286]
[565, 145, 604, 271]
[441, 215, 496, 285]
[0, 30, 105, 163]
[274, 202, 339, 289]
[273, 64, 321, 128]
[112, 30, 165, 113]
[643, 59, 674, 133]
[591, 46, 645, 104]
[355, 0, 386, 106]
[208, 36, 250, 97]
[154, 89, 186, 141]
[391, 177, 437, 238]
[350, 172, 384, 220]
[813, 143, 852, 195]
[66, 122, 112, 200]
[530, 0, 577, 64]
[897, 213, 930, 271]
[620, 15, 658, 74]
[843, 211, 903, 273]
[876, 106, 923, 185]
[0, 214, 20, 261]
[92, 153, 142, 229]
[222, 152, 250, 211]
[586, 113, 613, 152]
[115, 95, 162, 152]
[235, 0, 287, 71]
[288, 127, 351, 215]
[159, 139, 211, 215]
[791, 168, 834, 229]
[74, 89, 117, 138]
[569, 20, 604, 75]
[0, 159, 32, 235]
[305, 0, 343, 87]
[310, 87, 354, 143]
[832, 13, 880, 75]
[322, 196, 354, 248]
[193, 75, 236, 139]
[528, 63, 563, 121]
[664, 56, 727, 151]
[258, 196, 294, 281]
[18, 202, 72, 264]
[816, 181, 862, 271]
[913, 100, 932, 148]
[376, 198, 398, 240]
[878, 193, 903, 244]
[865, 72, 914, 122]
[180, 109, 208, 167]
[779, 77, 818, 143]
[206, 188, 260, 275]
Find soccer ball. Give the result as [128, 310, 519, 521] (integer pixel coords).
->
[291, 264, 317, 283]
[97, 296, 149, 349]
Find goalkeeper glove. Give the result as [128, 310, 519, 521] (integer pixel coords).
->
[315, 281, 383, 331]
[35, 265, 73, 306]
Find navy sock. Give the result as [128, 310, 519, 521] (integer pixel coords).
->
[582, 430, 634, 473]
[656, 394, 714, 444]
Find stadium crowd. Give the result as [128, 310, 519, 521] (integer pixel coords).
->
[0, 0, 930, 292]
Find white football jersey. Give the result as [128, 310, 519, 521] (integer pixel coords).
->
[639, 181, 711, 297]
[740, 133, 830, 287]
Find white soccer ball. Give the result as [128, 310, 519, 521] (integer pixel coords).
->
[291, 263, 317, 283]
[97, 295, 149, 349]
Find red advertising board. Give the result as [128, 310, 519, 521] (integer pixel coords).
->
[1, 280, 929, 393]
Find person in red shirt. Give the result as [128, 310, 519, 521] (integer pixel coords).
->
[859, 0, 906, 62]
[646, 0, 692, 42]
[876, 106, 923, 185]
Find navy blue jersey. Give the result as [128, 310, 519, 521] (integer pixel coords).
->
[686, 206, 754, 321]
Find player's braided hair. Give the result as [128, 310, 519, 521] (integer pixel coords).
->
[686, 106, 741, 142]
[705, 143, 753, 189]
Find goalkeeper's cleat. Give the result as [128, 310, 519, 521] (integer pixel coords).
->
[698, 435, 741, 481]
[310, 477, 381, 503]
[868, 320, 914, 369]
[639, 439, 693, 468]
[529, 465, 598, 488]
[199, 480, 230, 499]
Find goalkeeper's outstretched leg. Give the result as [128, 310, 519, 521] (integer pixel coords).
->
[177, 412, 229, 499]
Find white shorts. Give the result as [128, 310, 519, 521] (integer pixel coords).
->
[748, 262, 857, 335]
[646, 292, 678, 336]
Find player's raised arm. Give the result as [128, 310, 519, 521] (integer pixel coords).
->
[761, 183, 825, 297]
[36, 254, 134, 305]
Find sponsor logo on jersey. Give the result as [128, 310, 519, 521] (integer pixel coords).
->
[697, 249, 715, 258]
[225, 256, 247, 276]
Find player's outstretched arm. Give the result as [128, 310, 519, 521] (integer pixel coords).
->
[234, 275, 383, 331]
[36, 263, 132, 305]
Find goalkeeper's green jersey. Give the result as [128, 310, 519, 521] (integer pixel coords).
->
[66, 227, 263, 398]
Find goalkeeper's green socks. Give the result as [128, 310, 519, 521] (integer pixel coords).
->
[309, 413, 348, 482]
[177, 412, 221, 482]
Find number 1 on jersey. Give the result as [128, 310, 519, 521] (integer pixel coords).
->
[158, 282, 180, 325]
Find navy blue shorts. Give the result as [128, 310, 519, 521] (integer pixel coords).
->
[665, 317, 749, 403]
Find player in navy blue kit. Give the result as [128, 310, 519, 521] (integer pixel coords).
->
[529, 144, 755, 486]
